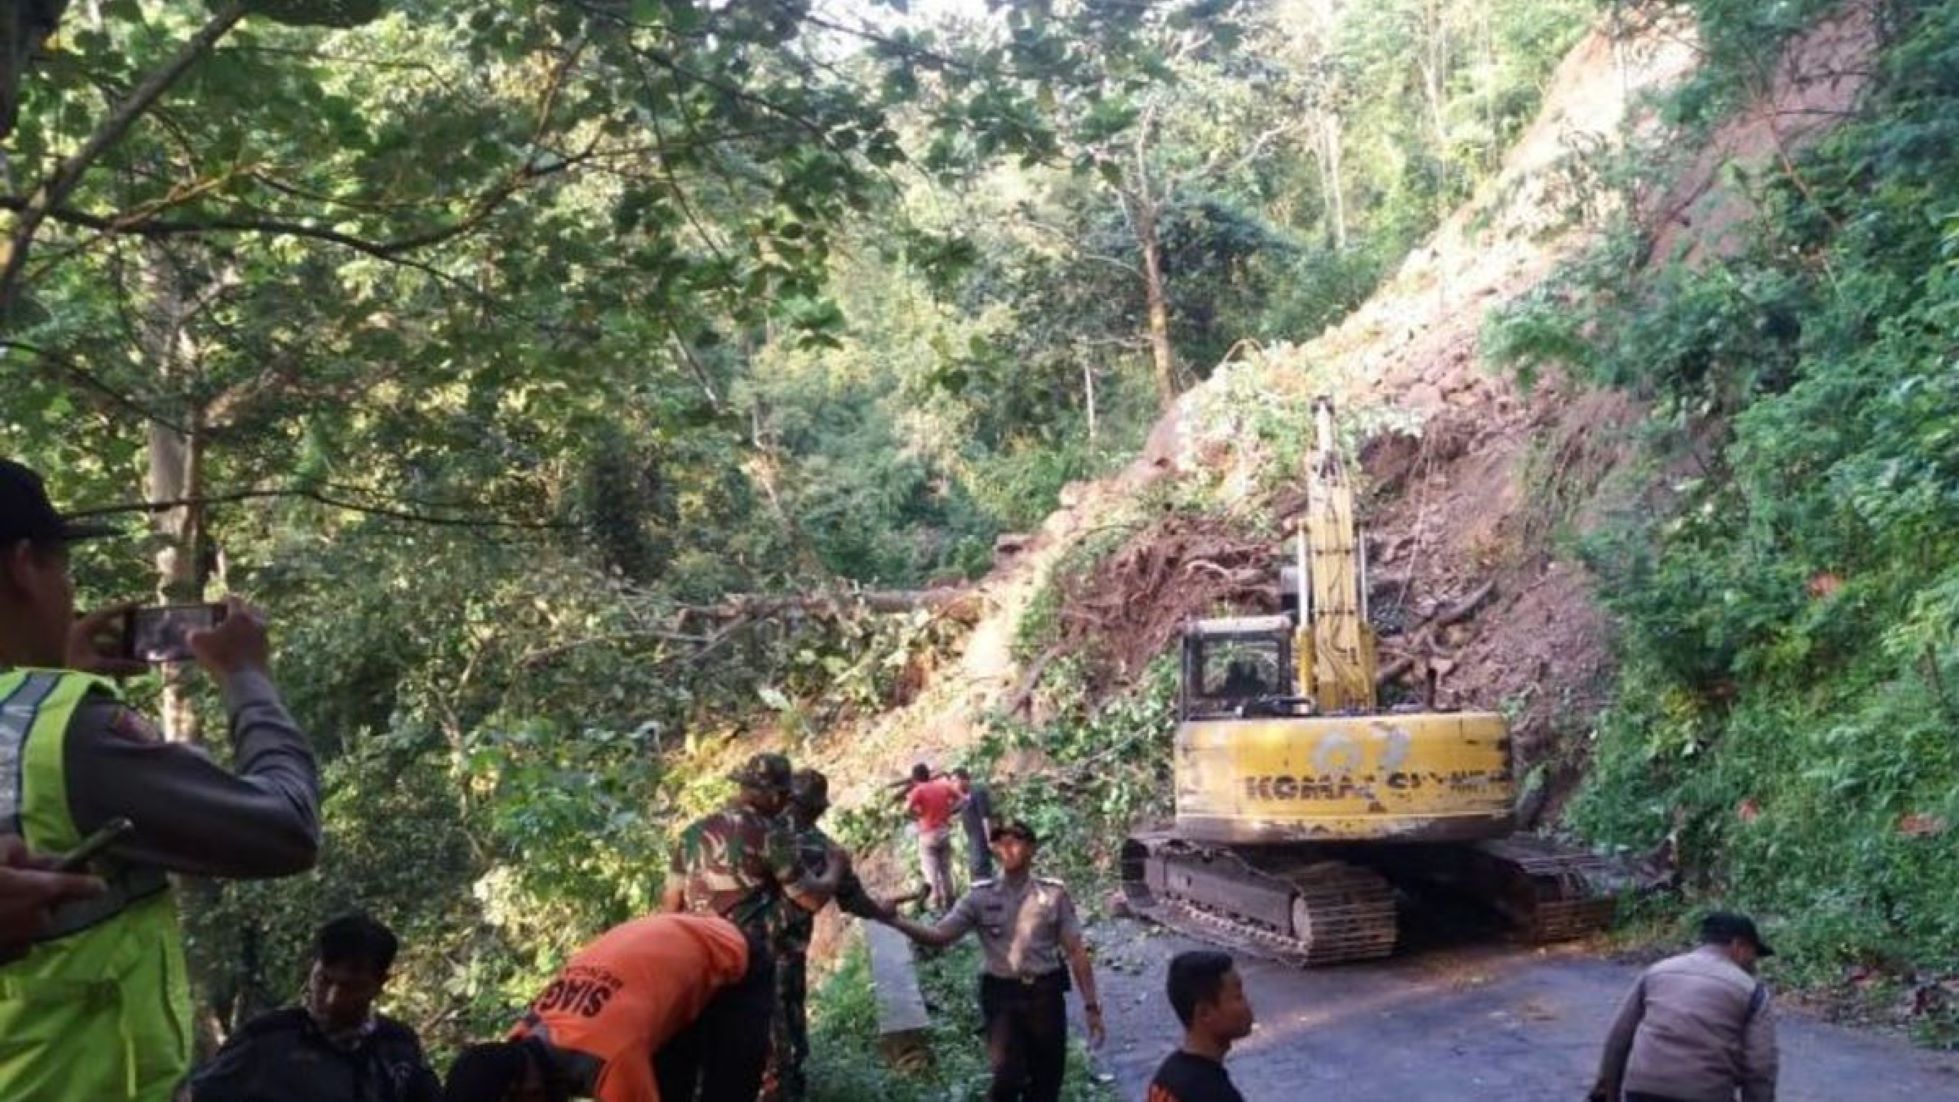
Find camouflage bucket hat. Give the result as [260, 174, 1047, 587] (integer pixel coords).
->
[730, 752, 793, 792]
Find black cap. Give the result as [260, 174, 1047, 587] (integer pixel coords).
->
[989, 818, 1038, 845]
[0, 459, 118, 546]
[1699, 911, 1774, 957]
[789, 768, 830, 812]
[444, 1042, 531, 1101]
[730, 752, 792, 793]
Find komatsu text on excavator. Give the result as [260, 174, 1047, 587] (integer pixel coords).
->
[1120, 398, 1619, 965]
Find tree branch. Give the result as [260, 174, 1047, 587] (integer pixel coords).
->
[0, 2, 249, 317]
[0, 337, 192, 434]
[1, 39, 596, 272]
[65, 486, 573, 530]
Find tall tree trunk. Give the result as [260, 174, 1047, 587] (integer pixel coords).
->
[1318, 110, 1347, 249]
[147, 421, 206, 742]
[1136, 200, 1177, 411]
[1417, 0, 1451, 160]
[140, 246, 208, 743]
[1082, 359, 1097, 441]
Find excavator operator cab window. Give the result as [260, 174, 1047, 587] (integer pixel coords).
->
[1182, 627, 1291, 719]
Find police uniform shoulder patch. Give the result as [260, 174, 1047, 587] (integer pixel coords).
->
[108, 708, 163, 744]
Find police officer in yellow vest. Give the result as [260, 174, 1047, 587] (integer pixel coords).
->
[0, 458, 323, 1100]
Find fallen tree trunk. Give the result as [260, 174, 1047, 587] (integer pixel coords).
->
[677, 586, 984, 625]
[1003, 644, 1064, 719]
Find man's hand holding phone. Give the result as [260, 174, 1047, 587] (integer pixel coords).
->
[187, 597, 270, 678]
[65, 603, 147, 678]
[67, 597, 267, 679]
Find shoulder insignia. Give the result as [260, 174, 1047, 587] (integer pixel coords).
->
[972, 877, 998, 890]
[108, 709, 163, 744]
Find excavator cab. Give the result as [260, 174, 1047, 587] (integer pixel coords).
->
[1180, 616, 1297, 719]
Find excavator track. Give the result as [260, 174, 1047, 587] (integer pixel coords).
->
[1464, 836, 1622, 943]
[1121, 833, 1397, 967]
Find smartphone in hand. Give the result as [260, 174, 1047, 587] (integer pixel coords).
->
[54, 817, 135, 873]
[120, 604, 227, 664]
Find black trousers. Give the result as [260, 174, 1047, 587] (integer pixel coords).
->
[978, 971, 1069, 1102]
[653, 932, 776, 1102]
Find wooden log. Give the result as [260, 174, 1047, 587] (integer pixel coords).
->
[1374, 579, 1495, 687]
[1434, 579, 1496, 627]
[1002, 644, 1064, 719]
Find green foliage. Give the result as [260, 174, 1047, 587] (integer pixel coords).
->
[976, 656, 1182, 889]
[1535, 0, 1959, 994]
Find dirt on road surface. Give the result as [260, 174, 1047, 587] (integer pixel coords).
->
[1090, 919, 1959, 1101]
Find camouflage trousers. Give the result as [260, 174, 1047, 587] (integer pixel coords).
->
[760, 949, 809, 1102]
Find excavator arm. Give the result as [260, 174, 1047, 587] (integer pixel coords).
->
[1297, 397, 1377, 712]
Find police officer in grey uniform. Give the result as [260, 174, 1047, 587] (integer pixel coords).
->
[1591, 911, 1779, 1102]
[888, 818, 1103, 1102]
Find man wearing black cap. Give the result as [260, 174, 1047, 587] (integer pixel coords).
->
[0, 458, 322, 1100]
[661, 752, 849, 944]
[888, 818, 1104, 1102]
[1591, 911, 1779, 1102]
[761, 768, 896, 1102]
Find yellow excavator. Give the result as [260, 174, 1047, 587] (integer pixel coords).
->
[1120, 398, 1618, 965]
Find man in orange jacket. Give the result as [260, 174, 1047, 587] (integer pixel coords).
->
[444, 913, 770, 1102]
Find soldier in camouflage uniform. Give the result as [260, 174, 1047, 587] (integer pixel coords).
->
[761, 769, 895, 1102]
[662, 753, 848, 947]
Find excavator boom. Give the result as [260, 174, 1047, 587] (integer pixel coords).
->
[1299, 397, 1377, 712]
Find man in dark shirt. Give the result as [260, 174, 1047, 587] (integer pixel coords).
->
[762, 768, 895, 1102]
[1147, 950, 1253, 1102]
[191, 914, 441, 1102]
[951, 767, 994, 881]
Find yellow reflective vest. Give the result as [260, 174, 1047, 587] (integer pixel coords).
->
[0, 668, 192, 1100]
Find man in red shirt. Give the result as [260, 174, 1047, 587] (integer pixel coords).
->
[443, 913, 769, 1102]
[903, 763, 961, 912]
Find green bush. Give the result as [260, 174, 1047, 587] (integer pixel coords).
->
[1539, 0, 1959, 996]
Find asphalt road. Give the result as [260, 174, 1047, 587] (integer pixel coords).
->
[1088, 918, 1959, 1101]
